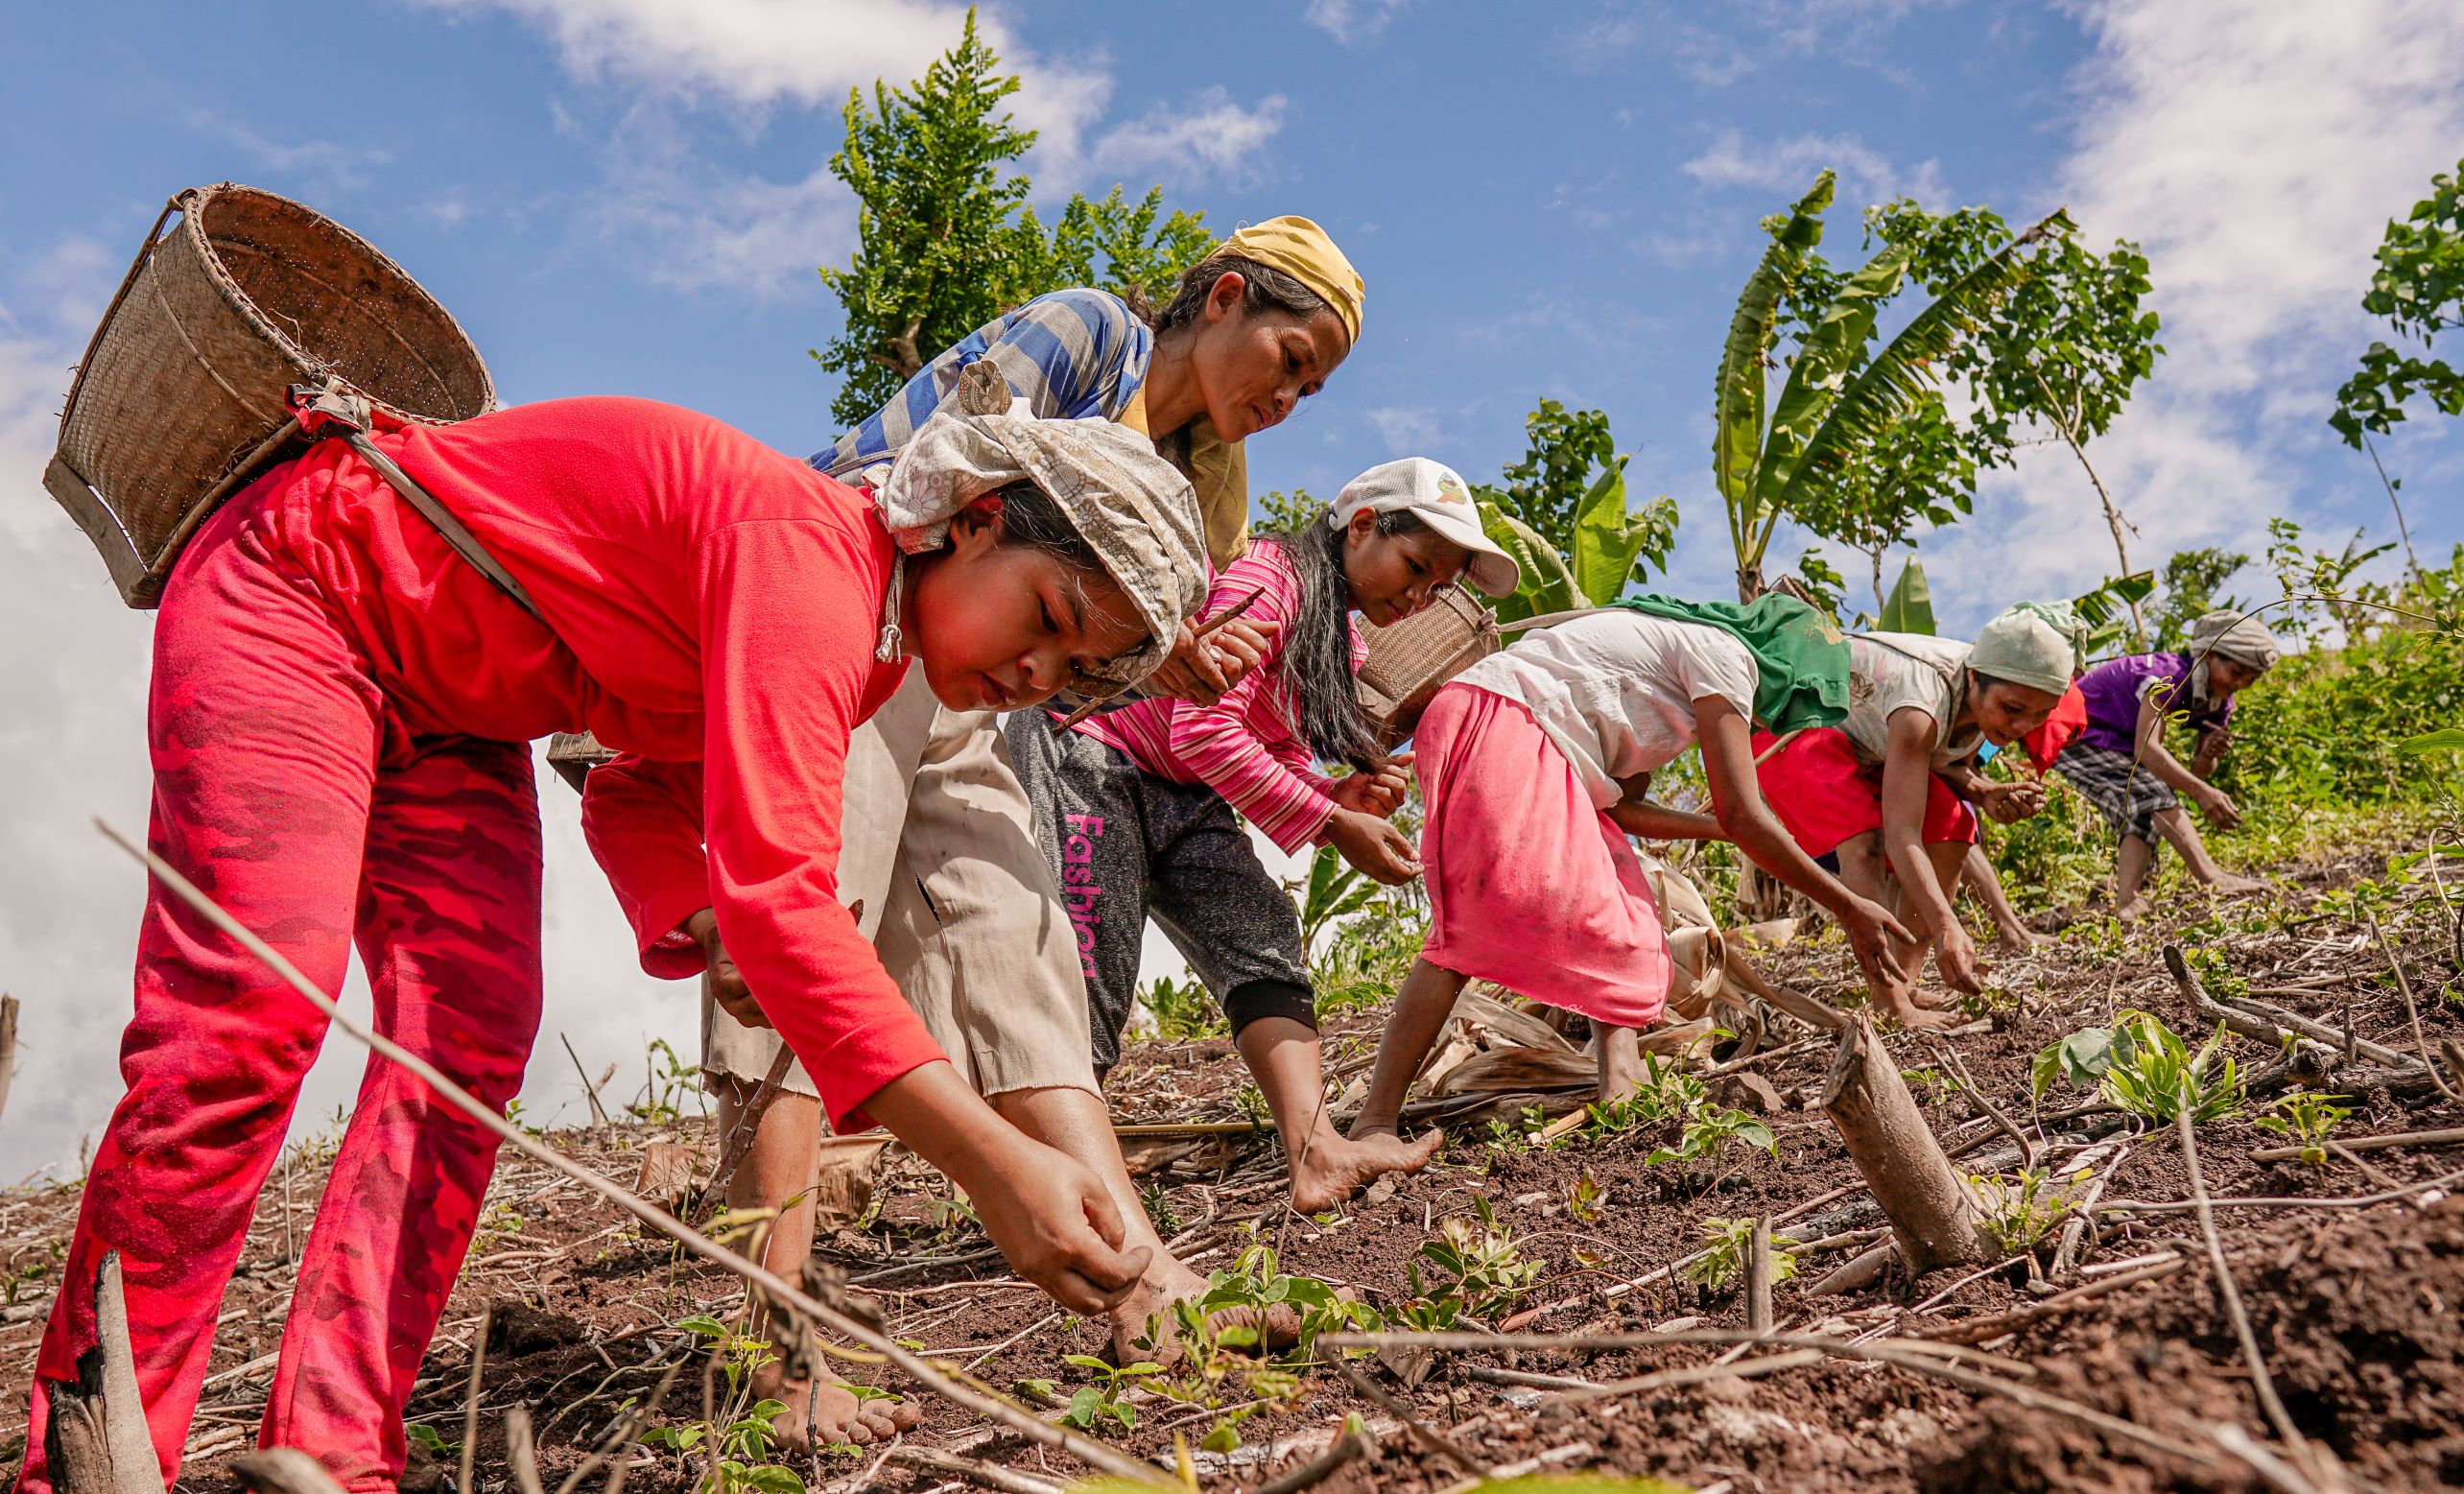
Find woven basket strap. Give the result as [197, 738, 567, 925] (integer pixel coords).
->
[291, 382, 546, 624]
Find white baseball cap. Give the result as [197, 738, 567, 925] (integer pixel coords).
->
[1326, 458, 1522, 598]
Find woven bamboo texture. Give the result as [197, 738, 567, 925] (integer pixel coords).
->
[1354, 586, 1501, 747]
[45, 182, 494, 605]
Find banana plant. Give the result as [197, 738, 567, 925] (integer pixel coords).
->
[1877, 558, 1936, 633]
[1714, 171, 2061, 602]
[1476, 453, 1678, 624]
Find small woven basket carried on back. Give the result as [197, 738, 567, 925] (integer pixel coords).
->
[43, 182, 495, 605]
[1354, 586, 1503, 748]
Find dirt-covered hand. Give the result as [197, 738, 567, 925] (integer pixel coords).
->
[1978, 781, 2046, 824]
[685, 907, 764, 1029]
[2196, 785, 2244, 831]
[1932, 919, 1984, 995]
[1327, 754, 1413, 818]
[1841, 895, 1916, 1006]
[1326, 810, 1422, 884]
[1144, 619, 1277, 705]
[951, 1134, 1153, 1316]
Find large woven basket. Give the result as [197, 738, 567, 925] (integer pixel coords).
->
[1354, 586, 1504, 747]
[43, 183, 495, 605]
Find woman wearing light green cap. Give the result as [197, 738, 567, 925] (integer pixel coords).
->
[1754, 604, 2080, 1021]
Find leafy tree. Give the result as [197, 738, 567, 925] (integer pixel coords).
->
[2147, 547, 2251, 651]
[1473, 400, 1678, 623]
[2332, 157, 2464, 445]
[1891, 199, 2163, 639]
[812, 12, 1210, 426]
[2330, 156, 2464, 576]
[1711, 174, 2055, 604]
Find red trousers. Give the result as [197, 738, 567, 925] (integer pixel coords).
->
[20, 494, 545, 1494]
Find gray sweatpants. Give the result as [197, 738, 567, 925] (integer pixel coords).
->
[1006, 714, 1315, 1071]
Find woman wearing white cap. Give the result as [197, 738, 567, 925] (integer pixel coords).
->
[1007, 458, 1516, 1221]
[1349, 591, 1920, 1135]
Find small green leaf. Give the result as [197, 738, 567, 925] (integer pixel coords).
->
[1201, 1421, 1243, 1455]
[1061, 1353, 1112, 1371]
[2400, 728, 2464, 754]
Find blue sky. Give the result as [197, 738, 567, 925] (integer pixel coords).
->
[5, 0, 2462, 1173]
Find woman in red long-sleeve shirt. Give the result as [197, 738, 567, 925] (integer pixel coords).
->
[20, 389, 1204, 1494]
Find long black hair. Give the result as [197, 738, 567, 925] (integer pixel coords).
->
[1259, 508, 1428, 770]
[1147, 252, 1334, 333]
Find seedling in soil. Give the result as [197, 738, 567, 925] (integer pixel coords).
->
[406, 1423, 458, 1459]
[1588, 1053, 1705, 1132]
[1140, 973, 1227, 1041]
[1569, 1170, 1608, 1223]
[1967, 1167, 2077, 1254]
[1407, 1198, 1543, 1323]
[1681, 1218, 1798, 1296]
[628, 1037, 706, 1125]
[1902, 1066, 1955, 1106]
[1644, 1106, 1775, 1170]
[1056, 1353, 1161, 1433]
[639, 1314, 816, 1494]
[1142, 1181, 1185, 1238]
[2255, 1091, 2354, 1167]
[2097, 1009, 2247, 1125]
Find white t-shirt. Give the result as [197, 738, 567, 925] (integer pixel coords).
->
[1453, 611, 1761, 810]
[1839, 632, 1980, 769]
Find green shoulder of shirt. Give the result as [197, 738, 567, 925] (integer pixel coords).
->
[1608, 593, 1853, 735]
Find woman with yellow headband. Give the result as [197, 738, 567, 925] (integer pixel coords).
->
[582, 217, 1401, 1436]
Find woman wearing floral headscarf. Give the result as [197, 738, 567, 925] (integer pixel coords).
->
[2050, 609, 2279, 920]
[594, 218, 1374, 1399]
[27, 373, 1209, 1494]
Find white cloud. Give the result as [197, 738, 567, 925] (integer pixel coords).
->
[1365, 404, 1442, 455]
[188, 114, 396, 197]
[1567, 0, 1958, 85]
[1084, 88, 1289, 190]
[576, 106, 854, 296]
[1681, 128, 1948, 211]
[1908, 0, 2464, 623]
[417, 0, 1283, 292]
[1305, 0, 1410, 45]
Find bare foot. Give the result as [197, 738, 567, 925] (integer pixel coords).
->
[1878, 998, 1963, 1032]
[1992, 922, 2049, 950]
[2116, 893, 2151, 924]
[752, 1359, 923, 1454]
[2207, 873, 2270, 896]
[1290, 1130, 1442, 1214]
[1108, 1257, 1301, 1364]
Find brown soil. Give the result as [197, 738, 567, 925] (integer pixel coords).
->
[7, 831, 2464, 1493]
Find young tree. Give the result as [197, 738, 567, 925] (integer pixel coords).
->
[812, 12, 1211, 426]
[1788, 391, 1977, 619]
[2331, 155, 2464, 575]
[1886, 199, 2164, 639]
[1710, 174, 2055, 604]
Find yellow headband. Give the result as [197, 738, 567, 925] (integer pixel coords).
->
[1212, 214, 1363, 344]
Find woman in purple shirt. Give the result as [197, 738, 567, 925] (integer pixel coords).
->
[2050, 610, 2280, 919]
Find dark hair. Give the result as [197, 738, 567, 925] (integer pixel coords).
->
[1264, 508, 1428, 770]
[1150, 253, 1336, 334]
[983, 479, 1102, 570]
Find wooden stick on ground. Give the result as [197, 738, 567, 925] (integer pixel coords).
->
[559, 1032, 612, 1128]
[42, 1252, 163, 1494]
[2178, 1111, 2345, 1492]
[1251, 1425, 1377, 1494]
[884, 1447, 1066, 1494]
[505, 1406, 548, 1494]
[100, 819, 1176, 1491]
[1318, 1329, 2218, 1469]
[2252, 1126, 2464, 1164]
[1820, 1014, 1987, 1271]
[1329, 1357, 1491, 1479]
[229, 1449, 346, 1494]
[459, 1303, 494, 1494]
[1744, 1219, 1774, 1335]
[0, 993, 19, 1129]
[2365, 908, 2463, 1103]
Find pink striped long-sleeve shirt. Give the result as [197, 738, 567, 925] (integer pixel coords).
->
[1073, 539, 1364, 851]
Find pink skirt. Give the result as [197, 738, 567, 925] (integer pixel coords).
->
[1415, 683, 1671, 1029]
